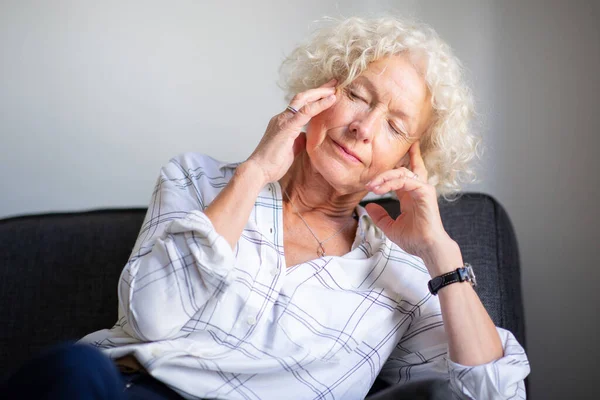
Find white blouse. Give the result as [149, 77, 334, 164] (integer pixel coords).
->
[80, 153, 530, 399]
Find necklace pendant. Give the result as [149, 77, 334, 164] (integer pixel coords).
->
[317, 244, 326, 257]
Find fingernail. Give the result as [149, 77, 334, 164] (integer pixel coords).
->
[366, 180, 372, 186]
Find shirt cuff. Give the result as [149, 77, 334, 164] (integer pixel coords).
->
[446, 327, 530, 399]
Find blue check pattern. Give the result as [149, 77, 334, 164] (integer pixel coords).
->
[80, 153, 529, 399]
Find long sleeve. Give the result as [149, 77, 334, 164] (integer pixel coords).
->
[446, 328, 529, 399]
[118, 154, 237, 341]
[379, 302, 530, 399]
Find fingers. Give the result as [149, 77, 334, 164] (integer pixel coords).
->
[364, 203, 395, 236]
[288, 87, 336, 111]
[289, 94, 337, 126]
[276, 78, 337, 142]
[286, 79, 337, 116]
[408, 141, 428, 182]
[366, 167, 424, 195]
[321, 79, 338, 88]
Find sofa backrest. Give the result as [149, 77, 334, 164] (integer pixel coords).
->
[0, 193, 525, 380]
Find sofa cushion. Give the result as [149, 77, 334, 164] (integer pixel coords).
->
[0, 209, 144, 379]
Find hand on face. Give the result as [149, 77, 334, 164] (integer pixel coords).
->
[364, 141, 452, 261]
[247, 79, 337, 184]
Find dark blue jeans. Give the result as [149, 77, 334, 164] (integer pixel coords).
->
[1, 342, 184, 400]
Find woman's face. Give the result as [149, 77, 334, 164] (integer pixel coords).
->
[305, 53, 433, 193]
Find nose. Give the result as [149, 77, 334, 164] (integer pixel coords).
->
[349, 109, 380, 143]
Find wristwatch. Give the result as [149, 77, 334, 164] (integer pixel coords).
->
[427, 263, 477, 295]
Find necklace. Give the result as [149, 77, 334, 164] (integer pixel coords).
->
[283, 188, 355, 257]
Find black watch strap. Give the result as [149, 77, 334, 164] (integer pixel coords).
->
[427, 263, 476, 295]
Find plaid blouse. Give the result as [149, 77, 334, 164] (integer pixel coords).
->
[81, 153, 529, 399]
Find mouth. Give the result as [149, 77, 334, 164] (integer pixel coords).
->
[332, 140, 362, 164]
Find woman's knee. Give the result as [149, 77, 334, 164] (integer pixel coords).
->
[47, 342, 113, 368]
[24, 342, 117, 378]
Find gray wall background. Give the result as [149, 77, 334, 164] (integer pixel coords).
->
[1, 1, 598, 398]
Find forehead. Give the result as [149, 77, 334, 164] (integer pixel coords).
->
[359, 54, 429, 104]
[354, 54, 432, 132]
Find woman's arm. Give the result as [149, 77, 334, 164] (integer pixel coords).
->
[366, 141, 504, 366]
[206, 80, 337, 248]
[118, 155, 241, 341]
[203, 160, 268, 248]
[420, 237, 502, 366]
[365, 141, 529, 395]
[119, 157, 273, 342]
[377, 242, 529, 398]
[378, 297, 529, 399]
[120, 82, 338, 341]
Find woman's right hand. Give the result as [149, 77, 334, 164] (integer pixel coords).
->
[246, 79, 338, 184]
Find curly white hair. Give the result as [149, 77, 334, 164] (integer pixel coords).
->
[279, 16, 482, 199]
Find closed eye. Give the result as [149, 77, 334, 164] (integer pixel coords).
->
[389, 122, 407, 137]
[346, 88, 366, 103]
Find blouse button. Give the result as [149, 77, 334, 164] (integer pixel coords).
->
[247, 315, 257, 326]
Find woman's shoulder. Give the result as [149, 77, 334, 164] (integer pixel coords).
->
[164, 152, 241, 177]
[155, 152, 242, 188]
[155, 153, 242, 208]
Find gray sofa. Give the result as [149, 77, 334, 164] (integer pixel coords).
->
[0, 193, 527, 397]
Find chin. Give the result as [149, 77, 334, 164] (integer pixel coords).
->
[310, 155, 363, 194]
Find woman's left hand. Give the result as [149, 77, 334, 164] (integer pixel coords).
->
[367, 142, 503, 367]
[365, 141, 457, 273]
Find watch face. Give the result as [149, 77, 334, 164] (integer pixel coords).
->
[465, 264, 477, 286]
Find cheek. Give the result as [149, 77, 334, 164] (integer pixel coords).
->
[372, 139, 410, 169]
[305, 104, 342, 146]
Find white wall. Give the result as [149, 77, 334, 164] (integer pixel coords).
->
[1, 1, 598, 398]
[0, 0, 420, 216]
[487, 1, 600, 398]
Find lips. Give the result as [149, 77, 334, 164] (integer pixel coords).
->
[332, 140, 362, 163]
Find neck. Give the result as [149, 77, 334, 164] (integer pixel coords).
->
[279, 151, 366, 219]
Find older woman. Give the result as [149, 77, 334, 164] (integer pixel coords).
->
[3, 16, 529, 400]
